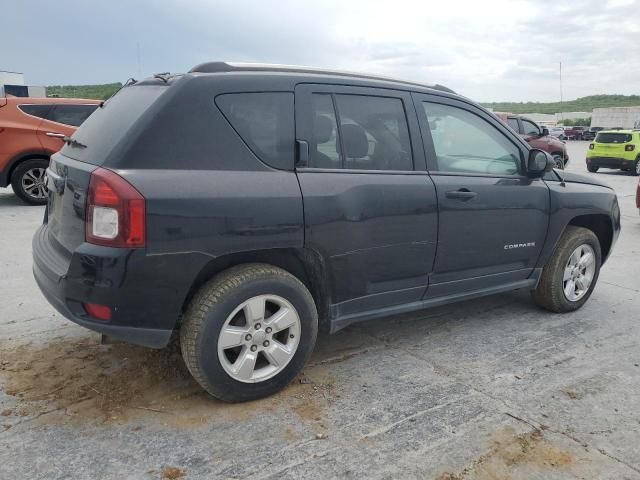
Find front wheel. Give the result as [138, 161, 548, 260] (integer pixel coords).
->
[11, 159, 49, 205]
[532, 226, 601, 313]
[587, 165, 599, 173]
[552, 154, 565, 169]
[180, 264, 318, 402]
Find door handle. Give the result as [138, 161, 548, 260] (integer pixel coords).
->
[45, 132, 65, 138]
[445, 188, 477, 200]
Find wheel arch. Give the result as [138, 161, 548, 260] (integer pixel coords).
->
[3, 151, 51, 186]
[567, 214, 613, 263]
[181, 248, 333, 333]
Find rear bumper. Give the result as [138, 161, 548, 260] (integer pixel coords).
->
[587, 156, 635, 169]
[32, 224, 204, 348]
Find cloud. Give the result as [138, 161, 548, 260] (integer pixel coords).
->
[1, 0, 638, 102]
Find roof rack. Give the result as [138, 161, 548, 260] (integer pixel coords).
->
[189, 61, 455, 94]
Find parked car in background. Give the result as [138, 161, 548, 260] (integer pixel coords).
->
[548, 126, 566, 140]
[33, 62, 619, 402]
[0, 96, 100, 204]
[586, 130, 640, 175]
[582, 127, 605, 141]
[496, 113, 569, 168]
[563, 126, 589, 140]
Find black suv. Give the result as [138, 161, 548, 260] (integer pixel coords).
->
[33, 62, 621, 402]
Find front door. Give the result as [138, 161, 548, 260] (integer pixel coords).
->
[413, 94, 550, 297]
[295, 84, 438, 319]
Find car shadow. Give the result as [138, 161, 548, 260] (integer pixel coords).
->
[0, 188, 27, 207]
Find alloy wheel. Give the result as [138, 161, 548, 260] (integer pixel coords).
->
[21, 167, 47, 200]
[562, 244, 596, 302]
[217, 294, 301, 383]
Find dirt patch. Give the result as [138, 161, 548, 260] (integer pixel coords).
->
[161, 466, 186, 479]
[437, 427, 573, 479]
[563, 389, 583, 400]
[0, 336, 338, 427]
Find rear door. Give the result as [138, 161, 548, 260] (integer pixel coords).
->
[414, 93, 549, 297]
[295, 84, 438, 317]
[37, 104, 98, 153]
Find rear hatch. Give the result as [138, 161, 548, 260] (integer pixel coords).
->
[45, 84, 167, 254]
[592, 132, 633, 158]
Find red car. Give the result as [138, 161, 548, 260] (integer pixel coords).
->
[636, 177, 640, 215]
[0, 95, 99, 204]
[495, 113, 569, 169]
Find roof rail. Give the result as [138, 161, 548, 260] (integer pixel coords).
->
[189, 61, 455, 94]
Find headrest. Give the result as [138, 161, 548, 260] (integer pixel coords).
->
[341, 124, 369, 158]
[314, 115, 334, 143]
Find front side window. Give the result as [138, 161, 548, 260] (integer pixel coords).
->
[521, 119, 540, 136]
[423, 102, 521, 176]
[216, 92, 295, 170]
[49, 104, 98, 127]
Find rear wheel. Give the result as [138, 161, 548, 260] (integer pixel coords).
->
[532, 226, 601, 313]
[180, 264, 318, 402]
[11, 159, 49, 205]
[587, 165, 599, 173]
[631, 159, 640, 176]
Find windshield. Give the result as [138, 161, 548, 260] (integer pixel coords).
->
[595, 132, 632, 143]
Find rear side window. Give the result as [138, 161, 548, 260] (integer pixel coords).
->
[521, 119, 540, 136]
[18, 104, 52, 120]
[596, 132, 632, 143]
[216, 92, 294, 170]
[507, 117, 519, 132]
[49, 104, 98, 127]
[308, 93, 413, 171]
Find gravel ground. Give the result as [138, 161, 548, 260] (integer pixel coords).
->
[1, 141, 639, 479]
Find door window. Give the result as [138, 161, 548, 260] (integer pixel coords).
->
[423, 102, 521, 175]
[49, 104, 98, 127]
[521, 119, 540, 136]
[18, 104, 52, 120]
[308, 93, 413, 171]
[507, 117, 520, 132]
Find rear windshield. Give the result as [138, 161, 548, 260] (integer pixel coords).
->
[61, 85, 166, 164]
[595, 132, 632, 143]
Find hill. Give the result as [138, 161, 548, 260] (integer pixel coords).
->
[46, 83, 122, 100]
[481, 95, 640, 114]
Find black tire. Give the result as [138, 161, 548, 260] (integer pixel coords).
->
[631, 159, 640, 176]
[180, 263, 318, 402]
[11, 158, 49, 205]
[552, 154, 565, 169]
[587, 165, 599, 173]
[532, 226, 601, 313]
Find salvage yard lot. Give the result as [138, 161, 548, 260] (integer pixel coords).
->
[1, 142, 639, 479]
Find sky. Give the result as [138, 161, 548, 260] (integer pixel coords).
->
[1, 0, 639, 102]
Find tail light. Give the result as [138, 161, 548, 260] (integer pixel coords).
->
[82, 302, 112, 321]
[625, 145, 635, 152]
[86, 168, 145, 247]
[589, 143, 595, 150]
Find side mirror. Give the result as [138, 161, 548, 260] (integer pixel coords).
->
[541, 127, 549, 136]
[528, 149, 554, 175]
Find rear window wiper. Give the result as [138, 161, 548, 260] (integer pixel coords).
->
[63, 136, 87, 149]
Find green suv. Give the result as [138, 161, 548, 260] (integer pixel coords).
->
[586, 130, 640, 175]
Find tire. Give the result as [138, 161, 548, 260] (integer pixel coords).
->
[180, 263, 318, 402]
[631, 159, 640, 176]
[552, 154, 565, 169]
[11, 158, 49, 205]
[587, 165, 599, 173]
[532, 226, 601, 313]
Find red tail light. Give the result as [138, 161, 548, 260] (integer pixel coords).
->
[82, 302, 112, 321]
[86, 168, 145, 247]
[589, 143, 595, 150]
[625, 144, 635, 152]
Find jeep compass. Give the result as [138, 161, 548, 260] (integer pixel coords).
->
[33, 62, 621, 402]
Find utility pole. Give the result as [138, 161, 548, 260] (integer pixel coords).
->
[559, 61, 563, 124]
